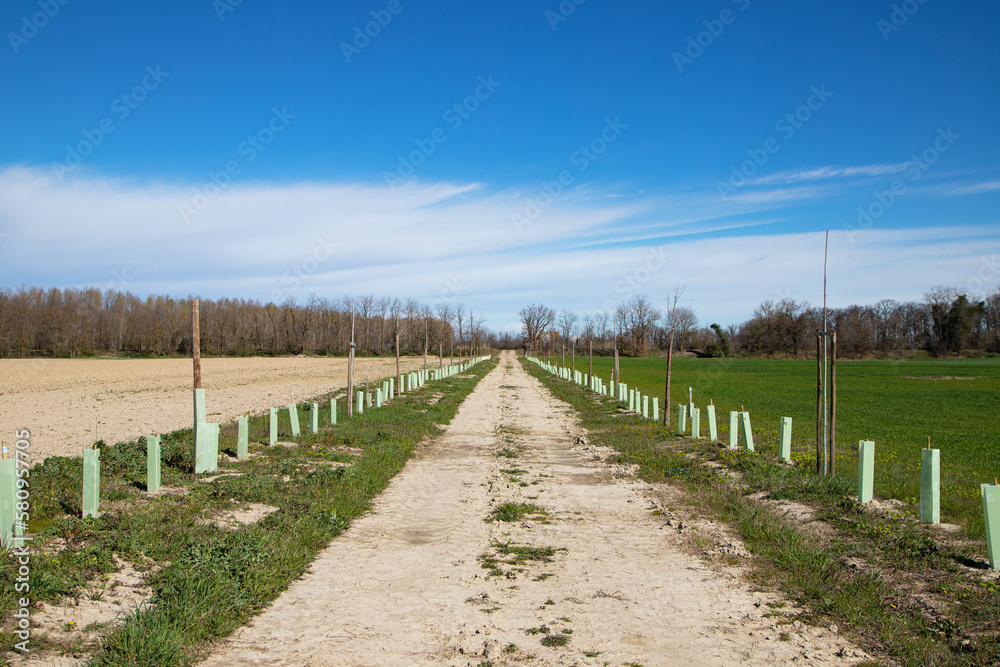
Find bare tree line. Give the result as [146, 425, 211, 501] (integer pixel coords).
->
[0, 286, 494, 358]
[519, 285, 1000, 358]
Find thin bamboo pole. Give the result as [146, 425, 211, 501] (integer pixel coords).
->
[830, 330, 837, 476]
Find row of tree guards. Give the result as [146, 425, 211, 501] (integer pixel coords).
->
[526, 351, 998, 571]
[537, 320, 839, 477]
[0, 303, 490, 543]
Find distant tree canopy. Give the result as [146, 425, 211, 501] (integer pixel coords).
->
[519, 284, 1000, 359]
[5, 282, 998, 360]
[0, 286, 502, 358]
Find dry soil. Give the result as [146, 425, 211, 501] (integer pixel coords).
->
[199, 351, 868, 666]
[0, 356, 442, 462]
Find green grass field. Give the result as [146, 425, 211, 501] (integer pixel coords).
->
[552, 354, 1000, 534]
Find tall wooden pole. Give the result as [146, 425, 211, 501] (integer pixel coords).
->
[613, 333, 620, 393]
[830, 330, 838, 476]
[347, 301, 355, 416]
[439, 342, 443, 368]
[192, 299, 202, 389]
[822, 230, 830, 476]
[395, 332, 401, 392]
[588, 339, 593, 385]
[816, 332, 822, 475]
[663, 341, 672, 425]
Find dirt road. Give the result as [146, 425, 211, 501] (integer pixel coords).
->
[200, 351, 864, 666]
[0, 356, 442, 462]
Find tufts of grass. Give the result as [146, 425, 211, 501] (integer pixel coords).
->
[488, 502, 547, 523]
[0, 357, 497, 665]
[540, 634, 569, 647]
[523, 356, 1000, 667]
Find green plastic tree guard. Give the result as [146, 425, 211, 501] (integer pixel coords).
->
[858, 440, 875, 503]
[357, 391, 364, 414]
[707, 404, 717, 441]
[678, 405, 687, 432]
[146, 435, 161, 492]
[0, 454, 19, 547]
[192, 387, 206, 472]
[82, 447, 101, 518]
[643, 395, 650, 419]
[652, 397, 659, 422]
[310, 403, 319, 434]
[193, 387, 206, 445]
[375, 389, 382, 409]
[629, 389, 635, 412]
[741, 412, 755, 451]
[331, 398, 337, 425]
[269, 408, 278, 446]
[237, 416, 248, 458]
[983, 484, 1000, 570]
[920, 448, 940, 524]
[728, 411, 738, 449]
[288, 404, 301, 437]
[779, 417, 792, 463]
[195, 423, 219, 474]
[691, 407, 701, 439]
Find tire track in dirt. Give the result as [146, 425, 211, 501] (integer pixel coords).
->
[199, 351, 866, 666]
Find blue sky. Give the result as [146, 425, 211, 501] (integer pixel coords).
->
[2, 0, 998, 332]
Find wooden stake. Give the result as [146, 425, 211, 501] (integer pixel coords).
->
[927, 435, 931, 449]
[588, 339, 593, 386]
[347, 303, 355, 416]
[816, 331, 822, 475]
[192, 299, 202, 390]
[663, 342, 672, 425]
[830, 329, 837, 476]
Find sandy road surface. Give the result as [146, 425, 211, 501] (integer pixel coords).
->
[200, 351, 865, 666]
[0, 356, 442, 462]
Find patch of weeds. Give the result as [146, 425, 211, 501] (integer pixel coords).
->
[480, 607, 501, 614]
[0, 358, 498, 666]
[583, 649, 603, 657]
[503, 643, 518, 654]
[540, 634, 569, 648]
[488, 502, 547, 523]
[533, 573, 554, 581]
[779, 632, 791, 641]
[496, 448, 519, 459]
[544, 599, 555, 605]
[525, 626, 551, 635]
[501, 467, 527, 484]
[493, 542, 565, 564]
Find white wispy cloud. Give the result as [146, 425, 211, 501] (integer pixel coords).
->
[944, 180, 1000, 196]
[746, 164, 909, 187]
[0, 166, 997, 331]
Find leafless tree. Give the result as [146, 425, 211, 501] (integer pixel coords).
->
[518, 304, 555, 356]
